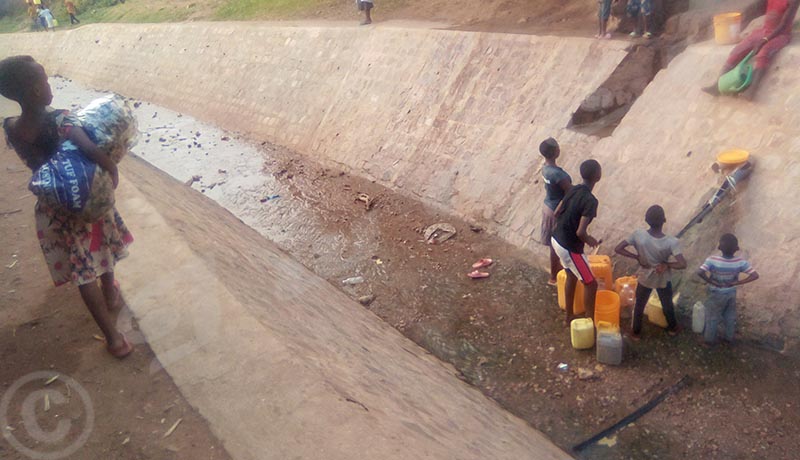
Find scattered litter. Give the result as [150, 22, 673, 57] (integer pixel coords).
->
[259, 195, 280, 203]
[557, 363, 569, 372]
[185, 175, 202, 186]
[374, 259, 383, 265]
[5, 425, 15, 432]
[6, 260, 18, 269]
[163, 418, 183, 438]
[44, 375, 59, 386]
[355, 193, 375, 211]
[424, 223, 457, 244]
[342, 276, 365, 285]
[121, 436, 130, 446]
[358, 295, 376, 306]
[471, 258, 493, 269]
[467, 270, 490, 279]
[577, 368, 599, 381]
[598, 435, 618, 447]
[44, 393, 50, 412]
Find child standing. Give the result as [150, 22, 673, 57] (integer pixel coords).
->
[1, 55, 134, 358]
[65, 1, 80, 25]
[552, 159, 602, 325]
[627, 0, 653, 38]
[38, 6, 55, 31]
[597, 0, 616, 39]
[697, 234, 759, 345]
[615, 205, 686, 339]
[539, 137, 572, 285]
[356, 0, 374, 25]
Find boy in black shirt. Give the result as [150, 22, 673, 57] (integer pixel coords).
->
[551, 159, 602, 326]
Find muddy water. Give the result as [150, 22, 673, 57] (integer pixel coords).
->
[49, 77, 800, 460]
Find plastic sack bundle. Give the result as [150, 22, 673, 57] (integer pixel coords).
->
[29, 141, 115, 222]
[28, 94, 136, 222]
[78, 94, 139, 163]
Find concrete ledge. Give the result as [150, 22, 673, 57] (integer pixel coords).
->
[114, 157, 571, 460]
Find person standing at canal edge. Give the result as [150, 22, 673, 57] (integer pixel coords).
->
[0, 55, 135, 358]
[551, 159, 603, 326]
[538, 138, 572, 285]
[356, 0, 374, 25]
[65, 1, 80, 25]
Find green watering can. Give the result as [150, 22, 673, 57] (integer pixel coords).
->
[718, 51, 755, 94]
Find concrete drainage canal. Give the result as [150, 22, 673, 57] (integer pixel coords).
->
[52, 75, 800, 460]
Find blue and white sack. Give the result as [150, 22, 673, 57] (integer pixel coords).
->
[29, 141, 115, 222]
[28, 95, 136, 221]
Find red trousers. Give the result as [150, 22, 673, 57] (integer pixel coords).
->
[725, 29, 791, 70]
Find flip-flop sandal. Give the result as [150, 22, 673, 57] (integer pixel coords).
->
[471, 258, 493, 269]
[107, 334, 134, 359]
[467, 270, 490, 279]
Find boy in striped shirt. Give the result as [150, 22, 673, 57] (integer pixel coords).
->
[697, 234, 759, 345]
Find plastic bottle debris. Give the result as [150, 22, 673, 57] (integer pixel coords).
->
[342, 276, 365, 285]
[424, 223, 457, 244]
[358, 295, 376, 306]
[260, 195, 281, 203]
[557, 363, 569, 372]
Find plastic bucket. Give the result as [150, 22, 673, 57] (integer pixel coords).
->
[718, 51, 754, 94]
[713, 12, 742, 45]
[594, 290, 621, 328]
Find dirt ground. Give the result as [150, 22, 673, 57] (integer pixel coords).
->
[0, 127, 232, 458]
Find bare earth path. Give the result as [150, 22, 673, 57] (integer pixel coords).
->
[0, 100, 233, 459]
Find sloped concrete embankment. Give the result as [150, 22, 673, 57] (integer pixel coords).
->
[112, 157, 571, 460]
[0, 22, 627, 251]
[592, 43, 800, 353]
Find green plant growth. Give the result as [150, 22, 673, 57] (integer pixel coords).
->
[214, 0, 337, 20]
[72, 0, 193, 24]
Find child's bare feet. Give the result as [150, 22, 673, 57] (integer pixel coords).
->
[107, 333, 133, 359]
